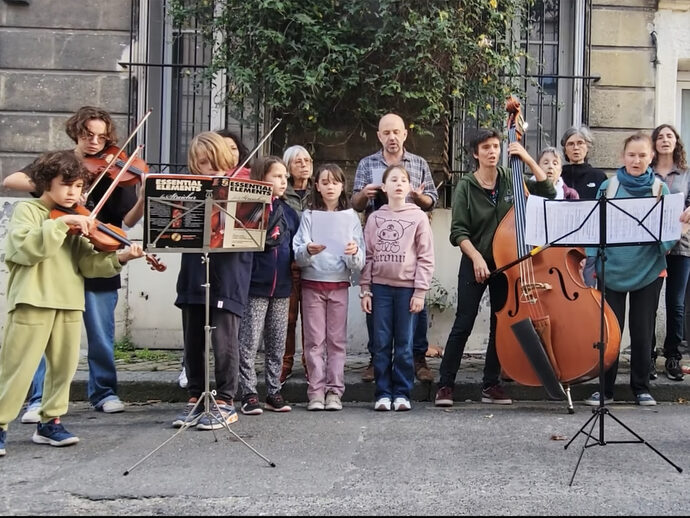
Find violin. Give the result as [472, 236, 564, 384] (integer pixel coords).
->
[491, 97, 620, 409]
[82, 145, 149, 187]
[50, 204, 166, 272]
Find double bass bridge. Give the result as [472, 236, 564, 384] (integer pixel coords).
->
[520, 282, 552, 303]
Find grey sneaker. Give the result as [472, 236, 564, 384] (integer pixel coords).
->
[196, 401, 238, 430]
[635, 393, 657, 406]
[172, 398, 202, 428]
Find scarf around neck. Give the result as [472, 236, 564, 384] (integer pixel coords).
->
[616, 166, 655, 196]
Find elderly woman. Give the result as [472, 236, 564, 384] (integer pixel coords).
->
[560, 125, 607, 200]
[280, 145, 314, 383]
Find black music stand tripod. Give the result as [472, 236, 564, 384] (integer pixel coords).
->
[124, 195, 275, 475]
[563, 193, 682, 485]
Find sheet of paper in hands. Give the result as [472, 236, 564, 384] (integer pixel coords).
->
[310, 210, 354, 256]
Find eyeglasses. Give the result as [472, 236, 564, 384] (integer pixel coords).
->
[79, 131, 108, 144]
[565, 140, 587, 148]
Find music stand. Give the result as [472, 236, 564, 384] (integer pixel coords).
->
[521, 190, 685, 484]
[554, 192, 683, 484]
[124, 179, 276, 475]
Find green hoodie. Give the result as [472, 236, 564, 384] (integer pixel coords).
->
[449, 166, 555, 263]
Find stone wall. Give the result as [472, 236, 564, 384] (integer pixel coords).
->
[588, 0, 657, 171]
[0, 0, 132, 193]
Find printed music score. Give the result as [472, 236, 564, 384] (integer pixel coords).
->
[525, 193, 684, 247]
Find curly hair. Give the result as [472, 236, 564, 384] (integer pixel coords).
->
[25, 150, 90, 196]
[651, 124, 688, 171]
[64, 106, 118, 148]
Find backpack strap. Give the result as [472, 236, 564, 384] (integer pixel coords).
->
[605, 175, 663, 198]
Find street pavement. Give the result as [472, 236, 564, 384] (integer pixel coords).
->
[1, 400, 689, 515]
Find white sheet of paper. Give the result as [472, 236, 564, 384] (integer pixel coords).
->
[525, 193, 684, 246]
[311, 210, 354, 256]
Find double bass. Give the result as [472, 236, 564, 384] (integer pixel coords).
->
[492, 97, 620, 412]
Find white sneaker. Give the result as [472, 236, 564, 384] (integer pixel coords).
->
[178, 367, 188, 389]
[393, 397, 411, 411]
[307, 398, 325, 411]
[21, 403, 41, 424]
[374, 397, 391, 411]
[101, 398, 125, 413]
[325, 392, 342, 411]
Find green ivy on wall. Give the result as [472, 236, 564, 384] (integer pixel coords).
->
[169, 0, 530, 139]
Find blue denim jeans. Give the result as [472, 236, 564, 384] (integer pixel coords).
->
[83, 290, 119, 407]
[27, 356, 46, 407]
[663, 254, 690, 358]
[367, 304, 428, 359]
[371, 284, 417, 400]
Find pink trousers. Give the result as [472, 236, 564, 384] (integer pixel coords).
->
[301, 285, 349, 400]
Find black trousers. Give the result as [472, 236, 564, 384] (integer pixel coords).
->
[602, 278, 663, 398]
[438, 255, 508, 389]
[181, 304, 240, 403]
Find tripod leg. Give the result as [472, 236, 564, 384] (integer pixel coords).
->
[564, 408, 600, 450]
[568, 410, 601, 486]
[605, 411, 683, 473]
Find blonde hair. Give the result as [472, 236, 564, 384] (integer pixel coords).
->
[187, 131, 234, 175]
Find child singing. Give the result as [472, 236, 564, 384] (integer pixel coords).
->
[0, 150, 143, 456]
[237, 156, 300, 415]
[360, 164, 434, 411]
[293, 164, 365, 410]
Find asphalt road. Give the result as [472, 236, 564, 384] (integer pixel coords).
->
[1, 400, 689, 515]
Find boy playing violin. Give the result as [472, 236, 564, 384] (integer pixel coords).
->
[0, 150, 143, 456]
[3, 106, 146, 418]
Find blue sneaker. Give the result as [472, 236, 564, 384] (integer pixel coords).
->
[635, 393, 657, 406]
[196, 401, 238, 430]
[32, 418, 79, 447]
[584, 392, 613, 406]
[0, 429, 6, 456]
[172, 398, 203, 428]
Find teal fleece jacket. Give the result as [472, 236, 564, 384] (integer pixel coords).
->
[449, 166, 556, 263]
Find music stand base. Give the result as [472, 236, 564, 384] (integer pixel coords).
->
[123, 252, 275, 476]
[564, 404, 683, 486]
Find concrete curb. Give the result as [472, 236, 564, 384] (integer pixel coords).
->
[70, 368, 690, 406]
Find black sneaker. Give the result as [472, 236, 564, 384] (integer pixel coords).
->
[241, 394, 263, 415]
[265, 393, 291, 412]
[32, 418, 79, 447]
[665, 357, 685, 381]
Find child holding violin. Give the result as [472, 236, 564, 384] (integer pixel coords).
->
[3, 106, 146, 419]
[0, 150, 143, 457]
[172, 131, 254, 429]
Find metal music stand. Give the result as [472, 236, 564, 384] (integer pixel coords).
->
[528, 192, 683, 486]
[124, 184, 275, 475]
[556, 192, 683, 485]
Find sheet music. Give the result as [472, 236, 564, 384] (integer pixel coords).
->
[311, 210, 354, 256]
[525, 193, 684, 246]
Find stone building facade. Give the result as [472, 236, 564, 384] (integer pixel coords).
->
[1, 0, 690, 351]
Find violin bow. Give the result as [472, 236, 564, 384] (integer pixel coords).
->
[85, 108, 153, 198]
[88, 145, 144, 221]
[232, 118, 283, 172]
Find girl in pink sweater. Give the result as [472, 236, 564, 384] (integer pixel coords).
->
[360, 165, 435, 411]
